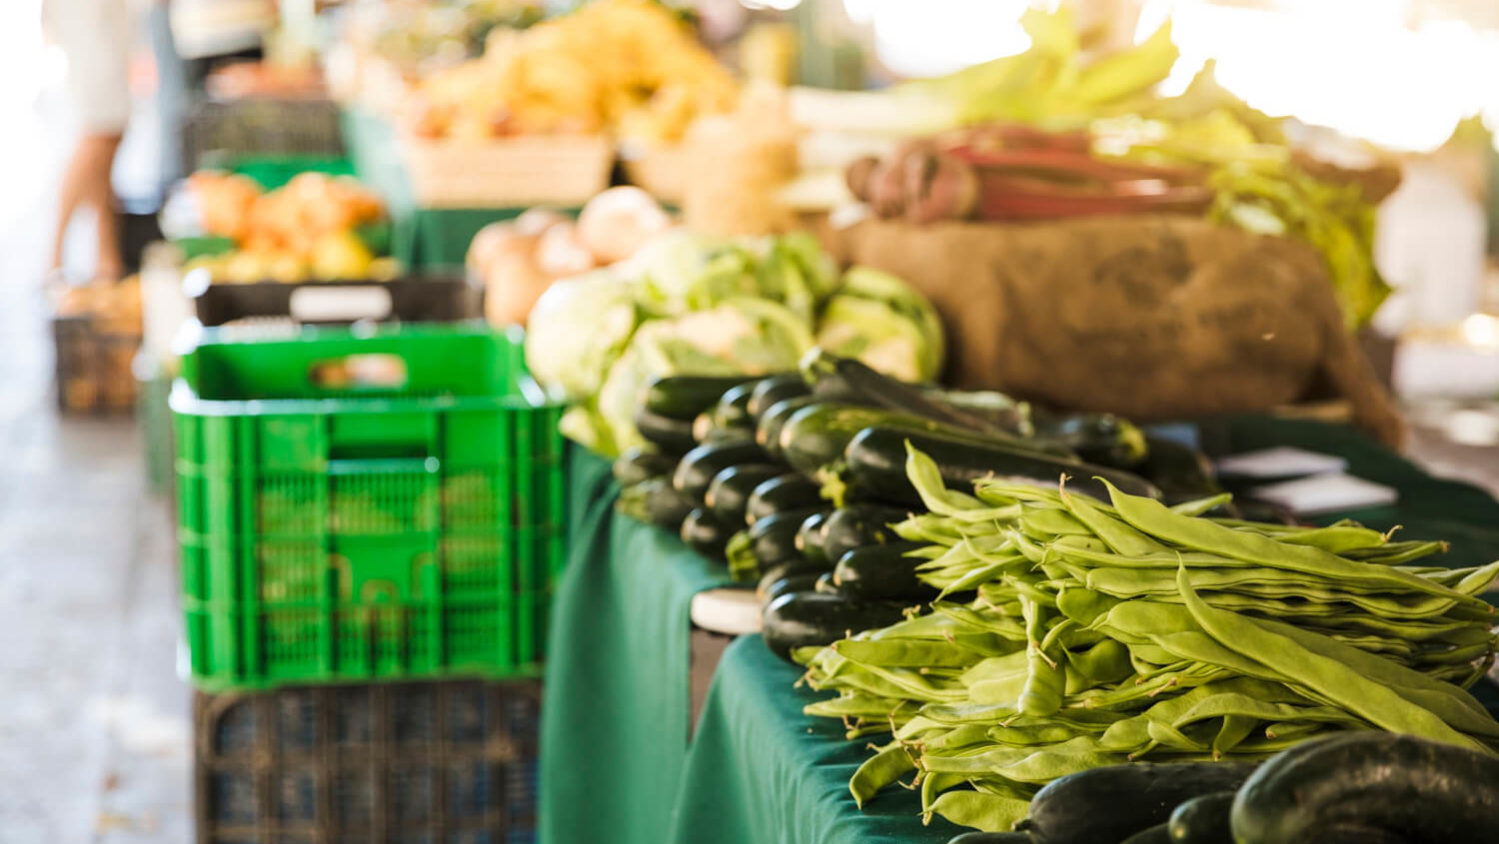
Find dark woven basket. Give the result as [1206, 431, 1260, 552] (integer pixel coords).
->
[182, 98, 345, 174]
[52, 316, 140, 414]
[194, 679, 540, 844]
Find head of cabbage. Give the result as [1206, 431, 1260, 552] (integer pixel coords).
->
[628, 230, 763, 316]
[814, 266, 944, 383]
[524, 269, 639, 401]
[595, 298, 815, 454]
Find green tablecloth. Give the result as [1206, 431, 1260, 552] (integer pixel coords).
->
[540, 449, 734, 844]
[670, 634, 961, 844]
[541, 418, 1499, 844]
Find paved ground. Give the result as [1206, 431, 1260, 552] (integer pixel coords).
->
[0, 26, 190, 842]
[0, 298, 191, 844]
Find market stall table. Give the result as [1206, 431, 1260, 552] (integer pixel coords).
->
[670, 633, 961, 844]
[540, 449, 737, 844]
[540, 417, 1499, 844]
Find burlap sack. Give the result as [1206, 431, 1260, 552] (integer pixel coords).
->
[828, 215, 1402, 446]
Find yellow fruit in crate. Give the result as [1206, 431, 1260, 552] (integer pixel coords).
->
[310, 231, 375, 281]
[220, 250, 274, 284]
[266, 251, 309, 283]
[368, 257, 403, 281]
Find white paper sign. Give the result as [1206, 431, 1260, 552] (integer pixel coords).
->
[1217, 447, 1349, 479]
[1250, 473, 1398, 516]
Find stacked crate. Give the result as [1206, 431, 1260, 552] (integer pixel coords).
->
[182, 98, 346, 175]
[173, 323, 563, 843]
[194, 680, 540, 844]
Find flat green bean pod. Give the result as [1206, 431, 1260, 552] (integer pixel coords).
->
[793, 446, 1499, 831]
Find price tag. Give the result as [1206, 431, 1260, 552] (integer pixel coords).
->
[1217, 447, 1348, 479]
[289, 285, 394, 323]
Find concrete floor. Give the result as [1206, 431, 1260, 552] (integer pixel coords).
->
[0, 32, 190, 842]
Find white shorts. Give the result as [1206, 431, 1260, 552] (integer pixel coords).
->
[45, 0, 132, 133]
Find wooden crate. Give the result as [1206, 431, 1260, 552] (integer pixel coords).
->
[622, 143, 687, 205]
[398, 134, 613, 209]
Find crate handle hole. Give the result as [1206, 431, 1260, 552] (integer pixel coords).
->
[308, 354, 407, 391]
[360, 580, 400, 603]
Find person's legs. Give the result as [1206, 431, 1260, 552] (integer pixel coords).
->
[51, 132, 125, 281]
[47, 0, 131, 282]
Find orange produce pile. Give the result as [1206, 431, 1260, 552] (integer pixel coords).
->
[192, 171, 384, 250]
[407, 0, 736, 142]
[188, 172, 392, 283]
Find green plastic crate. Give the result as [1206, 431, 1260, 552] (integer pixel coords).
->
[171, 323, 565, 691]
[134, 352, 175, 497]
[202, 153, 356, 190]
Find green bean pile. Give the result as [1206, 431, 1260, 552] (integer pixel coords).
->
[795, 445, 1499, 833]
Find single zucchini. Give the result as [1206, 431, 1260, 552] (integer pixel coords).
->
[615, 477, 694, 531]
[832, 542, 937, 602]
[761, 591, 906, 661]
[800, 349, 1006, 436]
[755, 395, 818, 461]
[813, 571, 840, 594]
[673, 440, 771, 503]
[705, 465, 786, 526]
[1120, 824, 1170, 844]
[795, 510, 833, 567]
[821, 504, 909, 565]
[681, 507, 732, 561]
[779, 402, 1039, 479]
[830, 427, 1160, 509]
[1167, 792, 1233, 844]
[692, 410, 755, 446]
[613, 447, 678, 488]
[708, 381, 759, 430]
[635, 408, 697, 454]
[1032, 411, 1149, 469]
[744, 507, 824, 571]
[923, 388, 1032, 436]
[1230, 733, 1499, 844]
[794, 361, 1070, 465]
[644, 374, 758, 420]
[745, 474, 824, 526]
[747, 374, 811, 420]
[1018, 761, 1257, 844]
[756, 560, 830, 603]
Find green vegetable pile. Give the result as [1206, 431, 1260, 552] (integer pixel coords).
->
[611, 352, 1165, 589]
[1209, 162, 1388, 330]
[525, 231, 945, 456]
[794, 445, 1499, 833]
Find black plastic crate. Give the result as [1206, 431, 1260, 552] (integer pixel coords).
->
[195, 679, 540, 844]
[182, 98, 345, 174]
[189, 277, 484, 327]
[53, 317, 140, 413]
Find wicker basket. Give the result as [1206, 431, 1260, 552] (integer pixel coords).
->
[53, 317, 141, 414]
[398, 134, 613, 208]
[194, 679, 540, 844]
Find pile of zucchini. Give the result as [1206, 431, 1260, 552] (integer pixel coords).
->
[613, 350, 1176, 653]
[950, 732, 1499, 844]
